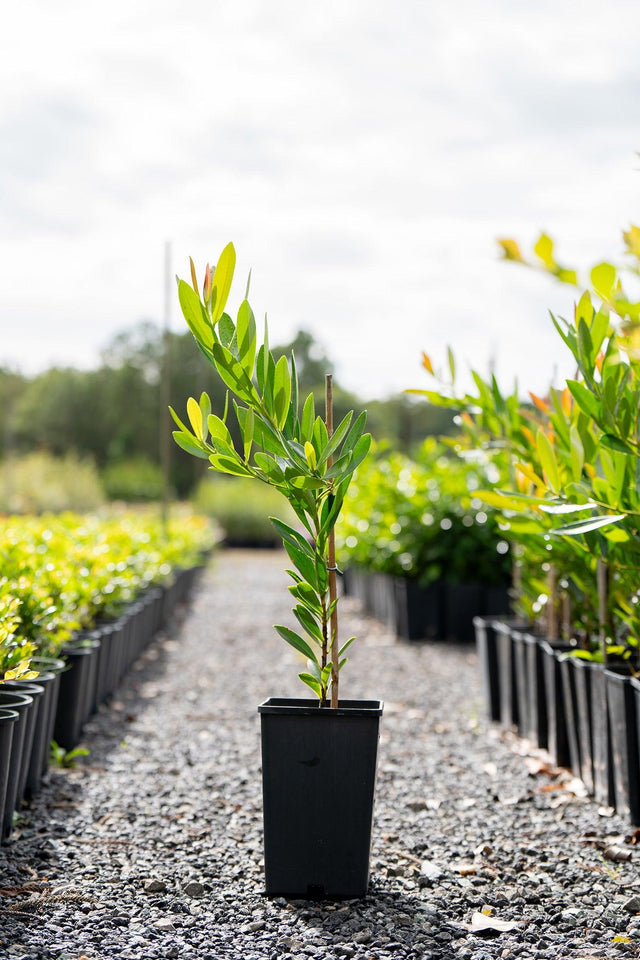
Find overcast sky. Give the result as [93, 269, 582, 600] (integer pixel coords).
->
[2, 0, 640, 399]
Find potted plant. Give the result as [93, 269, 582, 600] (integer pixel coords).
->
[171, 243, 383, 898]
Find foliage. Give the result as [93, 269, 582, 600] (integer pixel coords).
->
[173, 243, 371, 703]
[102, 457, 165, 502]
[50, 741, 90, 768]
[0, 452, 104, 514]
[0, 579, 37, 683]
[336, 439, 511, 587]
[193, 476, 297, 546]
[0, 508, 216, 659]
[416, 219, 640, 662]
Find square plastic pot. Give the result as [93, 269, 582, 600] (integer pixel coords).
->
[258, 698, 383, 899]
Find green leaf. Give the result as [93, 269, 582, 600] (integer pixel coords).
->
[172, 431, 209, 459]
[178, 280, 214, 350]
[569, 423, 584, 481]
[566, 380, 600, 423]
[288, 582, 322, 616]
[293, 604, 325, 644]
[254, 452, 285, 483]
[208, 454, 253, 477]
[534, 232, 555, 269]
[283, 540, 320, 591]
[270, 517, 315, 557]
[199, 393, 211, 438]
[236, 299, 257, 378]
[553, 513, 626, 536]
[207, 414, 234, 448]
[211, 342, 260, 405]
[274, 625, 317, 662]
[317, 411, 353, 467]
[590, 261, 616, 301]
[601, 433, 636, 455]
[211, 242, 236, 324]
[539, 501, 593, 515]
[298, 673, 322, 697]
[273, 355, 292, 430]
[301, 393, 315, 440]
[187, 397, 203, 440]
[536, 430, 559, 492]
[218, 313, 236, 350]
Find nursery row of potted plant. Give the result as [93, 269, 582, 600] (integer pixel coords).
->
[336, 440, 511, 641]
[416, 221, 640, 823]
[0, 509, 215, 842]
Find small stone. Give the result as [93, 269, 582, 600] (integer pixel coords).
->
[183, 880, 205, 898]
[152, 917, 175, 931]
[144, 879, 168, 894]
[353, 930, 372, 944]
[406, 799, 429, 812]
[623, 897, 640, 914]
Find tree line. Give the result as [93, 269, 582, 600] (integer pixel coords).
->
[1, 323, 454, 497]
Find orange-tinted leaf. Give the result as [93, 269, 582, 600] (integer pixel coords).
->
[561, 388, 572, 415]
[421, 351, 434, 375]
[529, 391, 550, 414]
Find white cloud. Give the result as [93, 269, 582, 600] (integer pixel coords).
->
[2, 0, 640, 400]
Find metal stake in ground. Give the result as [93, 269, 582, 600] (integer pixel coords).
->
[326, 374, 340, 708]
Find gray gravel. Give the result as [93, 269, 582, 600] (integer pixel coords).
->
[1, 549, 640, 959]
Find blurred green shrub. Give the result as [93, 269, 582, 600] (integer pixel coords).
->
[102, 457, 165, 502]
[0, 453, 104, 514]
[336, 438, 511, 587]
[193, 477, 297, 547]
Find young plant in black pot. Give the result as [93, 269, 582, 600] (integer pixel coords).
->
[172, 243, 383, 898]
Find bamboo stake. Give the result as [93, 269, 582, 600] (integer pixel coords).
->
[326, 375, 340, 708]
[561, 589, 571, 643]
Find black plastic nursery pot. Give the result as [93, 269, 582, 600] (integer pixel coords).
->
[0, 710, 18, 840]
[394, 578, 441, 641]
[511, 631, 531, 740]
[523, 633, 548, 749]
[606, 666, 640, 824]
[559, 656, 582, 782]
[590, 664, 615, 807]
[540, 640, 572, 769]
[571, 658, 595, 795]
[26, 657, 64, 789]
[54, 639, 101, 752]
[443, 583, 484, 645]
[473, 616, 500, 722]
[258, 698, 383, 899]
[2, 681, 45, 812]
[0, 691, 34, 840]
[493, 619, 520, 729]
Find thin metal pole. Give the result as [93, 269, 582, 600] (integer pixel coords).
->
[326, 374, 339, 708]
[160, 241, 172, 534]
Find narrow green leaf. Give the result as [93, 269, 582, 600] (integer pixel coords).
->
[294, 604, 325, 644]
[254, 452, 285, 483]
[211, 342, 260, 405]
[553, 513, 626, 535]
[178, 280, 214, 350]
[301, 393, 315, 440]
[601, 433, 636, 455]
[208, 454, 253, 477]
[566, 380, 600, 423]
[172, 431, 209, 459]
[270, 517, 315, 557]
[536, 430, 560, 492]
[317, 411, 353, 467]
[274, 625, 317, 662]
[273, 355, 292, 430]
[211, 242, 236, 325]
[298, 673, 322, 697]
[236, 299, 257, 378]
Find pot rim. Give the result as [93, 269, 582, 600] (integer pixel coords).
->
[258, 697, 383, 717]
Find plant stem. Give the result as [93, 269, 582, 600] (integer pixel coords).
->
[326, 374, 339, 708]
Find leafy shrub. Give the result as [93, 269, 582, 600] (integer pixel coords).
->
[336, 439, 511, 587]
[0, 508, 216, 657]
[193, 477, 297, 546]
[102, 457, 165, 502]
[0, 453, 104, 514]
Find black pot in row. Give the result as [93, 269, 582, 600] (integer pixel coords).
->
[344, 567, 510, 643]
[474, 616, 640, 825]
[0, 563, 206, 843]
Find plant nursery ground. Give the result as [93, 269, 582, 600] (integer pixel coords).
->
[0, 551, 639, 960]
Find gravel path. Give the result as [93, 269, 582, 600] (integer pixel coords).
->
[1, 550, 640, 960]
